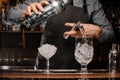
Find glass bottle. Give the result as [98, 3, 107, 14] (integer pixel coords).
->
[108, 43, 119, 73]
[118, 44, 120, 72]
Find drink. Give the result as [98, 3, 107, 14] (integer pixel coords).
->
[75, 42, 93, 65]
[74, 38, 94, 73]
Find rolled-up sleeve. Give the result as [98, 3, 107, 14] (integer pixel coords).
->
[88, 0, 114, 43]
[2, 0, 40, 25]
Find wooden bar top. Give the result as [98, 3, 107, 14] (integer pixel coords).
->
[0, 69, 120, 79]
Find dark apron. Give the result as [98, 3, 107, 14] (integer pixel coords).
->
[38, 2, 89, 69]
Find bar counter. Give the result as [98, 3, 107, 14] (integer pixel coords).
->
[0, 69, 120, 79]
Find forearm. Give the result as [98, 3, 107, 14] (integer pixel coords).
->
[3, 9, 24, 25]
[2, 0, 41, 25]
[91, 0, 114, 43]
[98, 26, 114, 43]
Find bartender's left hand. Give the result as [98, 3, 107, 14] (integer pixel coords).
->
[64, 22, 102, 38]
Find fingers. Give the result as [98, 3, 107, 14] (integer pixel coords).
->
[64, 23, 94, 38]
[64, 31, 82, 38]
[26, 5, 32, 16]
[22, 1, 49, 17]
[30, 2, 39, 14]
[65, 23, 75, 27]
[39, 1, 49, 11]
[40, 0, 49, 6]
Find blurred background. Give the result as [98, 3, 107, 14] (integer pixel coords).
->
[0, 0, 119, 70]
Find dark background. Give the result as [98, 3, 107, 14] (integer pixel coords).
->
[0, 0, 120, 69]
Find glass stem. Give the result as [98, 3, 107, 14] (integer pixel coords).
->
[47, 59, 50, 73]
[81, 63, 87, 73]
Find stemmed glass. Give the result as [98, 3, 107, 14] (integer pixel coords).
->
[38, 44, 57, 73]
[74, 38, 94, 73]
[74, 22, 94, 73]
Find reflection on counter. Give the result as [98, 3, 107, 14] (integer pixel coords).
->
[0, 69, 120, 80]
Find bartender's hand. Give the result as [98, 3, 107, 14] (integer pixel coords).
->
[22, 0, 49, 18]
[64, 23, 102, 38]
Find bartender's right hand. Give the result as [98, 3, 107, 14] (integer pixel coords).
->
[22, 0, 49, 18]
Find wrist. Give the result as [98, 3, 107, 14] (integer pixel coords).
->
[95, 27, 102, 38]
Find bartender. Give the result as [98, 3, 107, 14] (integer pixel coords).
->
[3, 0, 114, 69]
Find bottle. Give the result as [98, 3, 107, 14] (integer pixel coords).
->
[118, 44, 120, 72]
[108, 43, 119, 73]
[22, 0, 68, 28]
